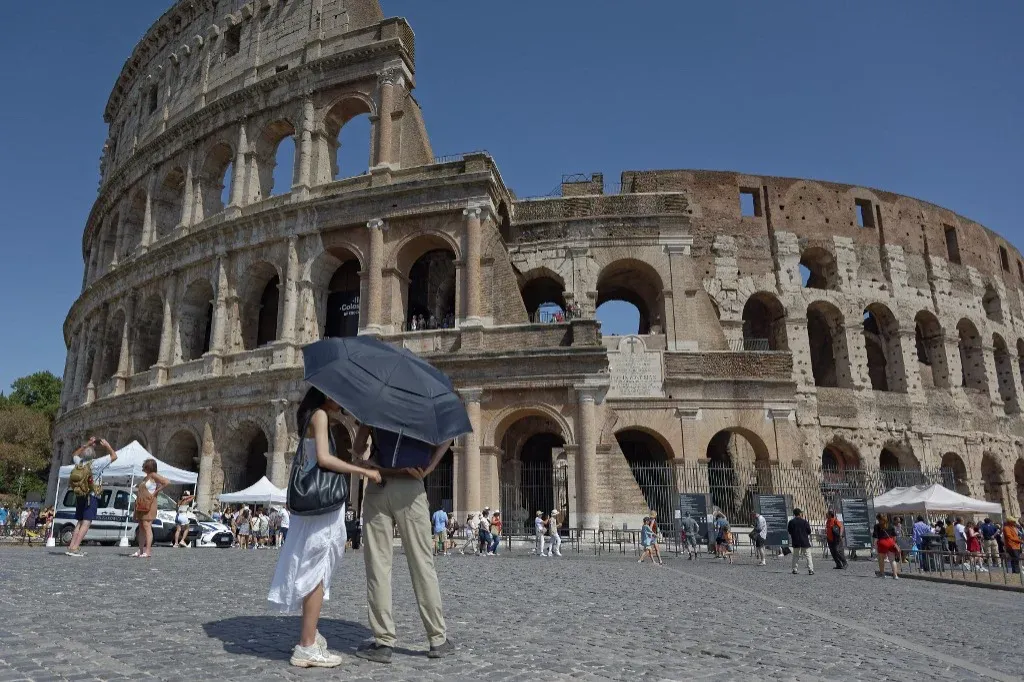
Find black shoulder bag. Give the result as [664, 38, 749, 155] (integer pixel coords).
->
[287, 416, 349, 516]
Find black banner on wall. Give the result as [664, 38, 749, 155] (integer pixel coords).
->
[325, 291, 360, 338]
[840, 497, 873, 549]
[755, 494, 792, 547]
[677, 493, 710, 543]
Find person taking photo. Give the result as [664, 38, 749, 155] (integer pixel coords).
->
[64, 437, 117, 557]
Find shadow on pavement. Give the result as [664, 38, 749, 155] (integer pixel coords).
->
[204, 616, 373, 660]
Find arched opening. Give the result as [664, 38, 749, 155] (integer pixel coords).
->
[162, 430, 200, 498]
[957, 319, 987, 391]
[255, 119, 296, 199]
[519, 270, 567, 323]
[705, 429, 770, 521]
[199, 142, 234, 218]
[240, 262, 281, 350]
[879, 444, 923, 489]
[983, 285, 1003, 323]
[120, 189, 147, 257]
[498, 414, 568, 535]
[863, 303, 906, 392]
[324, 259, 361, 338]
[596, 259, 665, 336]
[132, 295, 163, 373]
[940, 452, 970, 496]
[153, 167, 185, 240]
[616, 429, 674, 529]
[806, 301, 850, 388]
[1015, 459, 1024, 519]
[99, 309, 126, 383]
[741, 292, 788, 351]
[324, 98, 373, 182]
[981, 453, 1006, 507]
[406, 249, 456, 330]
[178, 279, 214, 361]
[915, 310, 949, 388]
[993, 334, 1018, 412]
[799, 247, 839, 290]
[821, 439, 865, 507]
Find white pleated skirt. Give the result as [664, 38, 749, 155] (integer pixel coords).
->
[267, 504, 347, 614]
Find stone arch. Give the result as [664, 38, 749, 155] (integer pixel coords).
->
[487, 404, 575, 449]
[821, 437, 861, 471]
[132, 294, 163, 373]
[162, 429, 200, 496]
[309, 239, 365, 341]
[323, 254, 362, 338]
[741, 292, 788, 351]
[799, 246, 839, 290]
[863, 302, 906, 392]
[178, 278, 214, 362]
[596, 258, 665, 335]
[98, 309, 126, 384]
[153, 166, 185, 241]
[396, 235, 457, 330]
[821, 437, 867, 507]
[806, 300, 851, 388]
[705, 427, 772, 521]
[519, 267, 567, 323]
[253, 118, 297, 199]
[981, 452, 1007, 507]
[1015, 458, 1024, 518]
[199, 141, 234, 217]
[615, 428, 675, 528]
[915, 310, 949, 388]
[956, 318, 987, 391]
[120, 189, 147, 257]
[239, 261, 282, 350]
[322, 96, 374, 183]
[982, 284, 1003, 323]
[223, 420, 270, 493]
[497, 412, 569, 535]
[940, 452, 970, 496]
[879, 442, 923, 488]
[993, 334, 1018, 412]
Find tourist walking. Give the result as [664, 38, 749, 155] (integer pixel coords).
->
[351, 424, 454, 664]
[1002, 517, 1021, 574]
[873, 513, 900, 579]
[487, 511, 502, 555]
[268, 388, 382, 668]
[787, 508, 814, 575]
[65, 437, 118, 557]
[478, 506, 492, 555]
[277, 505, 290, 547]
[681, 512, 701, 560]
[980, 517, 999, 567]
[237, 507, 251, 549]
[713, 511, 729, 558]
[432, 507, 449, 556]
[750, 511, 767, 565]
[133, 458, 169, 559]
[912, 515, 932, 570]
[954, 517, 968, 567]
[460, 513, 478, 554]
[638, 516, 657, 564]
[965, 522, 987, 572]
[534, 510, 545, 556]
[545, 510, 562, 557]
[825, 510, 848, 569]
[173, 489, 194, 548]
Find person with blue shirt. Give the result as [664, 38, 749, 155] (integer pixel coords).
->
[0, 506, 8, 528]
[431, 507, 449, 556]
[979, 517, 1000, 567]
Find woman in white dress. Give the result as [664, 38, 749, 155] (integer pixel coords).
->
[267, 387, 381, 668]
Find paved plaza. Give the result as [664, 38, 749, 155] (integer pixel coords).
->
[1, 545, 1021, 681]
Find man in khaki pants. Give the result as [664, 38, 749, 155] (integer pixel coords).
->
[353, 426, 454, 664]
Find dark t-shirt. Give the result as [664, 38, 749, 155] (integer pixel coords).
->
[787, 517, 812, 548]
[873, 524, 896, 540]
[371, 428, 434, 469]
[980, 522, 998, 540]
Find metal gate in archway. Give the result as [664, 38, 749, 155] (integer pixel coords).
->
[499, 461, 569, 535]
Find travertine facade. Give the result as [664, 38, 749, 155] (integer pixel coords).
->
[50, 0, 1024, 529]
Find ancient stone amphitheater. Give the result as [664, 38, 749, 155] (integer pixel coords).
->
[49, 0, 1024, 532]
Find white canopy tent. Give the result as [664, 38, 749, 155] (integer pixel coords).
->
[58, 441, 198, 484]
[872, 484, 1002, 516]
[217, 476, 287, 505]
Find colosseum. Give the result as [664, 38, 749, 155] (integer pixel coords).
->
[49, 0, 1024, 534]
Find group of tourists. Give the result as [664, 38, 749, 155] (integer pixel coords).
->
[0, 504, 52, 537]
[219, 504, 291, 549]
[457, 507, 502, 555]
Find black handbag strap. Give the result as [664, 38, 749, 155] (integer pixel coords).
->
[295, 411, 337, 466]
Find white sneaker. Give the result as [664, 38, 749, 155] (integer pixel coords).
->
[290, 643, 342, 668]
[978, 566, 989, 572]
[65, 550, 86, 558]
[759, 560, 766, 566]
[554, 552, 562, 557]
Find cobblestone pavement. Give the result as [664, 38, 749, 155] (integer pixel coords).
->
[1, 544, 1021, 681]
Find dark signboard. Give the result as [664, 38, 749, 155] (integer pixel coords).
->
[755, 494, 791, 547]
[840, 497, 873, 549]
[677, 493, 710, 543]
[325, 291, 360, 338]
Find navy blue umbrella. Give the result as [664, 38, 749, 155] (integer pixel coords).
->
[302, 337, 470, 446]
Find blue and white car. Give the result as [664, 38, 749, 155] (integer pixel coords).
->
[54, 485, 200, 546]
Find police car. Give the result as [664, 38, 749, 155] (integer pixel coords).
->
[194, 511, 234, 548]
[54, 485, 200, 546]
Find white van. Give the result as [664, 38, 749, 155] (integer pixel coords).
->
[54, 485, 200, 547]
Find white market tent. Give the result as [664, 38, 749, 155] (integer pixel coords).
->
[872, 484, 1002, 516]
[58, 441, 198, 484]
[217, 476, 287, 505]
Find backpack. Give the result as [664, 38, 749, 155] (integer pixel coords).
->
[69, 462, 99, 497]
[830, 521, 842, 539]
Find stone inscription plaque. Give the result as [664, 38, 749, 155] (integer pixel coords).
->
[608, 335, 664, 398]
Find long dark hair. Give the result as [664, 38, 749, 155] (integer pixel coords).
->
[296, 387, 327, 431]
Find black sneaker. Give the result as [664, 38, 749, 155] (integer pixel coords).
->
[428, 639, 455, 659]
[355, 642, 392, 664]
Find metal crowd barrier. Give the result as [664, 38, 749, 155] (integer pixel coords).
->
[893, 548, 1024, 587]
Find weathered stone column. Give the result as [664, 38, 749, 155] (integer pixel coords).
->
[294, 96, 314, 196]
[576, 386, 600, 529]
[155, 278, 177, 385]
[196, 416, 217, 513]
[141, 171, 156, 249]
[206, 257, 229, 374]
[270, 399, 291, 487]
[110, 211, 125, 268]
[114, 297, 134, 394]
[180, 150, 195, 230]
[375, 69, 398, 167]
[280, 236, 299, 343]
[73, 323, 92, 405]
[228, 121, 248, 212]
[897, 328, 921, 395]
[363, 219, 385, 333]
[459, 388, 483, 515]
[462, 206, 483, 325]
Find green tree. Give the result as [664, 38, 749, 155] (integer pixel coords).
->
[0, 404, 51, 497]
[8, 371, 62, 420]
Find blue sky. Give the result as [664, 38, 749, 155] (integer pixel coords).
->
[1, 1, 1022, 393]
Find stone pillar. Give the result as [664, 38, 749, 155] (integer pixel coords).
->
[981, 343, 1003, 406]
[944, 337, 964, 390]
[280, 236, 299, 343]
[375, 69, 398, 168]
[576, 386, 600, 529]
[206, 257, 229, 374]
[897, 328, 921, 396]
[228, 121, 248, 212]
[114, 297, 134, 394]
[196, 416, 217, 513]
[839, 323, 866, 389]
[459, 388, 483, 515]
[180, 150, 195, 230]
[294, 96, 314, 196]
[155, 277, 177, 384]
[363, 219, 385, 333]
[110, 211, 125, 268]
[73, 324, 92, 406]
[270, 399, 290, 487]
[463, 206, 484, 325]
[141, 171, 156, 249]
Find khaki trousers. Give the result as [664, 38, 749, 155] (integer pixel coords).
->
[363, 478, 446, 647]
